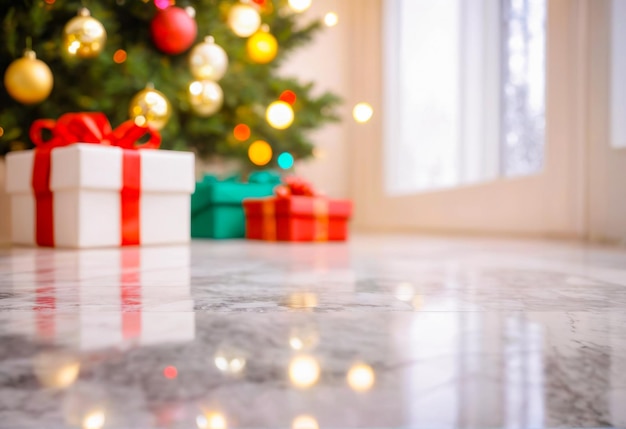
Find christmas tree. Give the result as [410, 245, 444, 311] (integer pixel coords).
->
[0, 0, 341, 170]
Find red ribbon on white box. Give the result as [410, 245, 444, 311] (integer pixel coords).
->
[29, 112, 161, 247]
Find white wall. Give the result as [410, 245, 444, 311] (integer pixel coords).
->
[0, 159, 10, 245]
[280, 0, 352, 199]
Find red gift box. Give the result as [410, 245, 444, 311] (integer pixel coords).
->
[243, 178, 352, 241]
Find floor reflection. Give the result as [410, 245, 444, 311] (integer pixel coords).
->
[0, 237, 625, 428]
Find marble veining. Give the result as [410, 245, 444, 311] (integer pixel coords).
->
[0, 235, 625, 429]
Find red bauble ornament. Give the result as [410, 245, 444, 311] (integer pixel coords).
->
[150, 7, 197, 55]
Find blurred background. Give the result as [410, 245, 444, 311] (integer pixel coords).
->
[1, 0, 625, 244]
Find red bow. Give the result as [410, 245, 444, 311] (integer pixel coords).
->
[275, 176, 317, 198]
[30, 112, 161, 150]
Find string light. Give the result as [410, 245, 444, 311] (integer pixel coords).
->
[279, 90, 297, 105]
[324, 12, 339, 27]
[288, 0, 312, 12]
[154, 0, 170, 10]
[278, 152, 294, 169]
[353, 102, 373, 123]
[233, 124, 251, 141]
[228, 4, 261, 37]
[266, 101, 294, 129]
[113, 49, 127, 63]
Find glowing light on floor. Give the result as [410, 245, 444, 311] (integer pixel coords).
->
[289, 355, 320, 388]
[347, 363, 375, 392]
[163, 365, 178, 379]
[82, 410, 105, 429]
[292, 415, 319, 429]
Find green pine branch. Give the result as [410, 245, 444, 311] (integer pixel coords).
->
[0, 0, 342, 171]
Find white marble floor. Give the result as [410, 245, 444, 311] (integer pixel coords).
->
[0, 235, 626, 429]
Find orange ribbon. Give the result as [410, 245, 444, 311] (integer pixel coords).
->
[313, 198, 329, 241]
[29, 112, 161, 247]
[261, 200, 276, 241]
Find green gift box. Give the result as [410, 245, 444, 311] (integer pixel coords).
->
[191, 171, 281, 239]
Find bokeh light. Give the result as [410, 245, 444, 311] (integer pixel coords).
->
[185, 6, 196, 18]
[154, 0, 170, 10]
[312, 148, 325, 159]
[248, 140, 273, 166]
[266, 101, 294, 130]
[412, 294, 424, 310]
[347, 363, 375, 392]
[324, 12, 339, 27]
[82, 410, 105, 429]
[286, 292, 318, 309]
[278, 152, 295, 169]
[163, 365, 178, 379]
[228, 4, 261, 38]
[32, 351, 81, 389]
[292, 415, 319, 429]
[113, 49, 127, 63]
[289, 326, 320, 351]
[288, 0, 312, 12]
[289, 355, 320, 388]
[394, 282, 414, 302]
[279, 90, 297, 105]
[196, 412, 227, 429]
[234, 124, 251, 141]
[214, 348, 246, 375]
[353, 102, 374, 123]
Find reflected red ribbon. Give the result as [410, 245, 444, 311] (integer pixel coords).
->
[29, 112, 161, 247]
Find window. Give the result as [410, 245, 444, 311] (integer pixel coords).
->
[611, 0, 626, 149]
[384, 0, 546, 195]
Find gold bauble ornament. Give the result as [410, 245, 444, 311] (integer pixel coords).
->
[189, 36, 229, 81]
[247, 30, 278, 64]
[63, 8, 107, 58]
[3, 50, 53, 104]
[188, 80, 224, 117]
[228, 4, 261, 38]
[128, 86, 171, 130]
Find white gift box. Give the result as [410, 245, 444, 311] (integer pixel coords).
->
[9, 246, 195, 350]
[5, 143, 195, 248]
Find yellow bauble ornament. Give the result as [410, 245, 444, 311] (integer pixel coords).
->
[188, 80, 224, 117]
[247, 30, 278, 64]
[228, 4, 261, 38]
[63, 8, 107, 58]
[4, 50, 53, 104]
[189, 36, 229, 81]
[128, 86, 171, 130]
